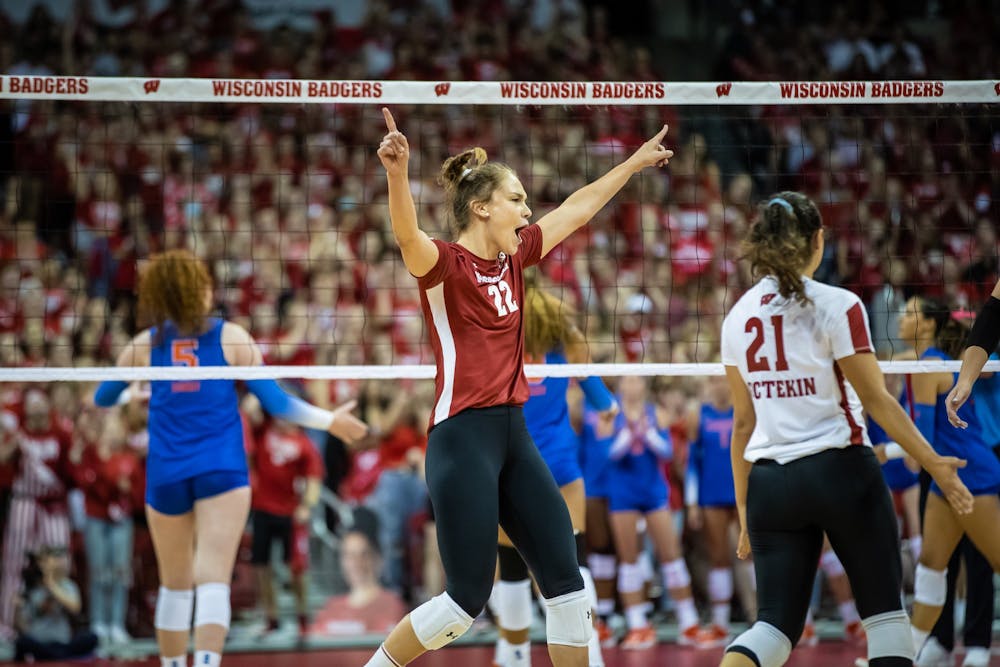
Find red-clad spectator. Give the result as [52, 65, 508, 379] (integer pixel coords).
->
[308, 522, 407, 638]
[244, 400, 324, 638]
[0, 388, 73, 639]
[70, 406, 140, 646]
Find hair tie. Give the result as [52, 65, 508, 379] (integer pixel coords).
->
[767, 197, 794, 214]
[459, 168, 473, 183]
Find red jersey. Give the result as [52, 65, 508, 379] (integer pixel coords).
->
[13, 426, 72, 502]
[72, 445, 141, 521]
[417, 224, 544, 428]
[250, 424, 324, 516]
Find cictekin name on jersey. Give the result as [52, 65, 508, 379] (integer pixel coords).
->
[747, 377, 817, 399]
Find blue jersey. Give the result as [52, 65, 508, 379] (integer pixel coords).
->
[688, 403, 736, 507]
[867, 413, 918, 492]
[524, 350, 583, 486]
[973, 353, 1000, 449]
[920, 347, 1000, 496]
[147, 318, 247, 487]
[579, 409, 613, 499]
[606, 403, 669, 513]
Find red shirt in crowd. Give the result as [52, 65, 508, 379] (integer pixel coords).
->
[72, 445, 142, 522]
[249, 422, 324, 517]
[308, 589, 408, 637]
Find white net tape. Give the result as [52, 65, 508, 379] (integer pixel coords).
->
[4, 360, 999, 382]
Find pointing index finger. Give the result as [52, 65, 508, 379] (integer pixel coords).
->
[654, 123, 669, 141]
[382, 107, 397, 133]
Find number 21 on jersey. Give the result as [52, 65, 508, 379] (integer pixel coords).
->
[487, 279, 519, 317]
[745, 315, 788, 372]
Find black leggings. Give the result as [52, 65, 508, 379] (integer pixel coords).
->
[426, 406, 582, 617]
[747, 446, 903, 644]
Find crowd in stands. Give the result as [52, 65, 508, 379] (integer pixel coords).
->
[0, 0, 998, 657]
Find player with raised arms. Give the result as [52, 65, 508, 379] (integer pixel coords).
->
[366, 108, 671, 667]
[717, 192, 972, 667]
[93, 250, 368, 667]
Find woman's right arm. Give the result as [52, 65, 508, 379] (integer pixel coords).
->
[837, 352, 973, 514]
[222, 323, 368, 444]
[946, 278, 1000, 426]
[94, 330, 151, 407]
[724, 365, 754, 559]
[377, 108, 439, 278]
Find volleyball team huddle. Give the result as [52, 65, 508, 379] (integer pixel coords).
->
[94, 107, 1000, 667]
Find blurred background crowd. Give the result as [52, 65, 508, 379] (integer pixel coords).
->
[0, 0, 999, 659]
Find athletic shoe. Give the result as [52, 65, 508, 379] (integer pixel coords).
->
[621, 627, 656, 650]
[845, 620, 866, 644]
[91, 623, 109, 643]
[695, 624, 730, 648]
[109, 625, 131, 644]
[676, 624, 702, 647]
[798, 622, 818, 647]
[915, 637, 954, 667]
[594, 618, 616, 648]
[961, 647, 990, 667]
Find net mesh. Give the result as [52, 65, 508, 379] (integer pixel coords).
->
[1, 77, 998, 380]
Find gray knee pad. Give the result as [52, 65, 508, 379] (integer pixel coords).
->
[410, 592, 474, 650]
[862, 610, 915, 661]
[726, 621, 793, 667]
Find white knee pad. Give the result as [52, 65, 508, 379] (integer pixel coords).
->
[617, 561, 645, 594]
[914, 564, 948, 606]
[495, 579, 533, 631]
[862, 610, 915, 661]
[662, 558, 691, 590]
[820, 550, 845, 578]
[194, 583, 231, 629]
[727, 622, 792, 667]
[587, 553, 616, 580]
[579, 566, 598, 609]
[544, 589, 593, 648]
[708, 567, 734, 602]
[410, 592, 474, 650]
[155, 587, 194, 632]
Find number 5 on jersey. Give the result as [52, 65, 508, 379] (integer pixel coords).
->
[172, 340, 199, 366]
[487, 280, 519, 317]
[745, 315, 788, 372]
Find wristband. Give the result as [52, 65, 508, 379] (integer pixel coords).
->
[966, 296, 1000, 354]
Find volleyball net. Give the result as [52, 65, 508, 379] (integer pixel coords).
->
[1, 76, 999, 383]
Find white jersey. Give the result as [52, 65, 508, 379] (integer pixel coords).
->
[721, 276, 873, 464]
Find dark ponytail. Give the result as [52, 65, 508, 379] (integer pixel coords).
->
[918, 297, 968, 359]
[439, 148, 513, 236]
[742, 191, 823, 305]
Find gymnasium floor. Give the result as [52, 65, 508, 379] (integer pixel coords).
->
[20, 643, 1000, 667]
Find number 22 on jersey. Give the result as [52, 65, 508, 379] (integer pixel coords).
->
[486, 279, 519, 317]
[745, 315, 788, 372]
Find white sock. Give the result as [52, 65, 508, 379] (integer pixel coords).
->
[675, 596, 699, 631]
[494, 637, 510, 666]
[508, 641, 530, 666]
[838, 600, 860, 625]
[596, 599, 614, 617]
[364, 644, 402, 667]
[625, 604, 649, 630]
[912, 626, 930, 656]
[711, 603, 730, 629]
[587, 627, 604, 666]
[162, 657, 187, 667]
[193, 651, 221, 667]
[908, 535, 923, 561]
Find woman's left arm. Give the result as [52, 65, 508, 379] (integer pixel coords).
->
[536, 126, 672, 258]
